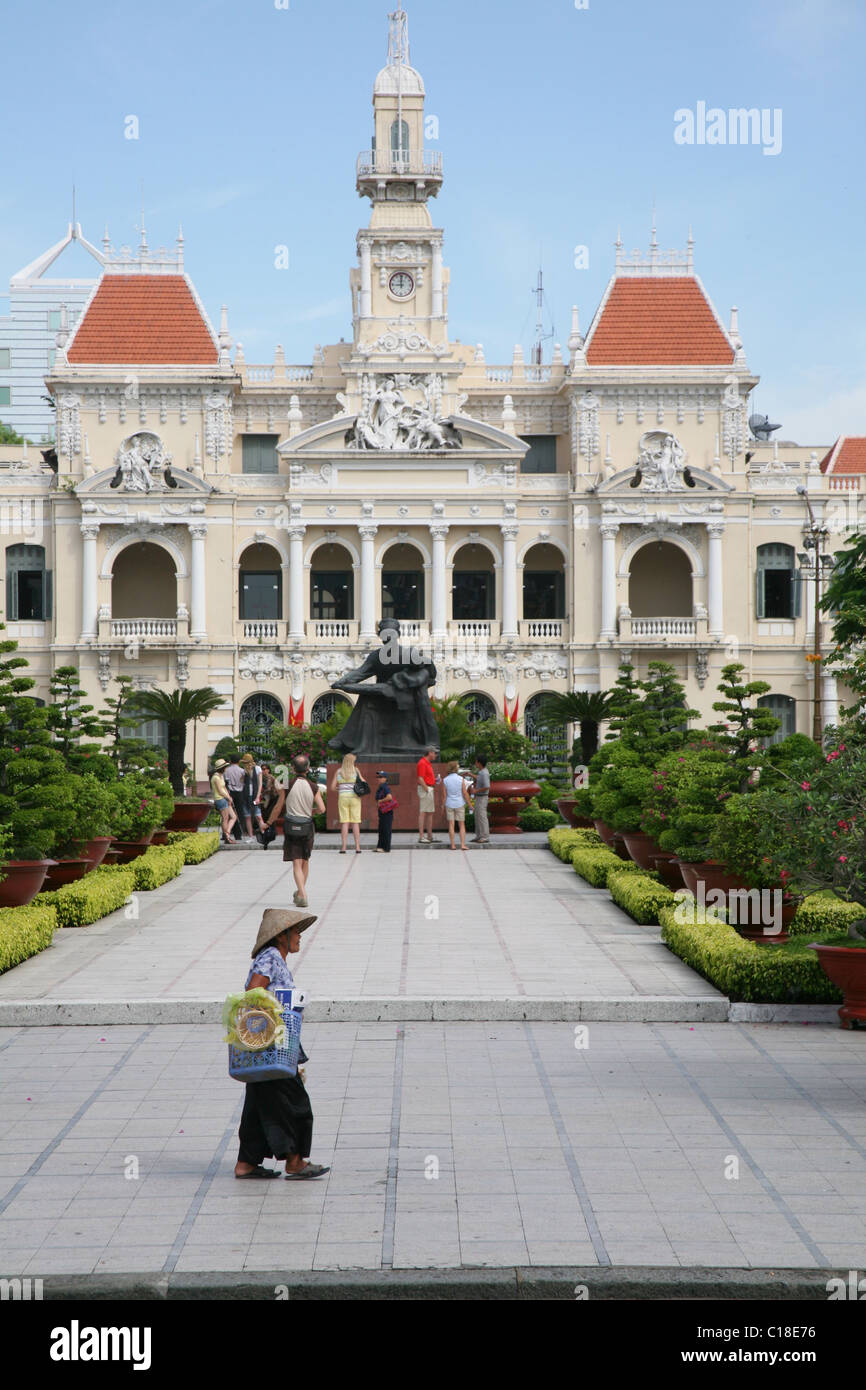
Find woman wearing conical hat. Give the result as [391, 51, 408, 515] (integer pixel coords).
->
[234, 908, 330, 1181]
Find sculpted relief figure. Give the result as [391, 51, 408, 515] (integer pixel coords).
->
[346, 374, 462, 451]
[111, 432, 175, 492]
[636, 430, 688, 491]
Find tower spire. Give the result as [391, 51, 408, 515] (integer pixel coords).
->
[387, 7, 410, 67]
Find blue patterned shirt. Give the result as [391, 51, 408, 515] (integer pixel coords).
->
[245, 946, 295, 993]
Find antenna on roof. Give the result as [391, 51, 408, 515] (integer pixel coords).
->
[531, 266, 555, 366]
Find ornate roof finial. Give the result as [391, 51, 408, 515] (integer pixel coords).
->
[176, 223, 184, 267]
[387, 6, 410, 66]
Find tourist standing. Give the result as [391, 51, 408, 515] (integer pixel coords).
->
[224, 755, 247, 842]
[241, 754, 266, 843]
[329, 753, 363, 854]
[260, 763, 280, 824]
[234, 908, 330, 1181]
[441, 760, 471, 851]
[210, 758, 238, 845]
[374, 771, 397, 853]
[416, 745, 439, 845]
[471, 754, 491, 844]
[266, 755, 325, 907]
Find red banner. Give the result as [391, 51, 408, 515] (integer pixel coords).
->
[288, 696, 305, 727]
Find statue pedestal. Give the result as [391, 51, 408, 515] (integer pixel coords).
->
[326, 759, 451, 833]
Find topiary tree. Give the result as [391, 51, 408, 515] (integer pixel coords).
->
[100, 676, 160, 774]
[46, 666, 106, 772]
[708, 662, 779, 777]
[125, 686, 224, 795]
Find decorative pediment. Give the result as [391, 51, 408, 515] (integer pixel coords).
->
[278, 408, 524, 459]
[75, 457, 213, 497]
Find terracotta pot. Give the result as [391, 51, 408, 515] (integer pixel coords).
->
[809, 943, 866, 1027]
[70, 837, 113, 874]
[0, 860, 57, 908]
[556, 798, 595, 829]
[150, 828, 170, 846]
[42, 859, 90, 892]
[488, 780, 542, 835]
[593, 819, 616, 848]
[649, 853, 684, 891]
[620, 830, 663, 871]
[110, 834, 154, 864]
[610, 832, 632, 861]
[164, 800, 212, 833]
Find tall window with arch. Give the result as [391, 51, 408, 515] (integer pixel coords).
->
[5, 544, 52, 621]
[390, 117, 410, 165]
[757, 693, 797, 744]
[756, 544, 801, 620]
[239, 693, 284, 762]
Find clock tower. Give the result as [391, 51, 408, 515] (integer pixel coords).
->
[352, 7, 449, 356]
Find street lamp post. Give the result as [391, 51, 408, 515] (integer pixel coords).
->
[796, 486, 831, 744]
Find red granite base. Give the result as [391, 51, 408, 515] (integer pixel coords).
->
[325, 759, 452, 832]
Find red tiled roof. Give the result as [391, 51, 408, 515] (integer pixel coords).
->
[585, 277, 734, 366]
[819, 436, 866, 475]
[67, 275, 218, 364]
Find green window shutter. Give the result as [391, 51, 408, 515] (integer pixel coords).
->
[792, 570, 802, 619]
[44, 570, 53, 620]
[6, 567, 17, 620]
[242, 435, 279, 474]
[755, 567, 765, 619]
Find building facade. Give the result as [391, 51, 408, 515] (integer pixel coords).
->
[0, 8, 861, 780]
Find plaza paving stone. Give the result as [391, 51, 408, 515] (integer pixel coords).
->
[1, 1019, 866, 1277]
[0, 839, 724, 1020]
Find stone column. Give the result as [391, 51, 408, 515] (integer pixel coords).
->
[188, 523, 208, 639]
[432, 242, 444, 318]
[500, 524, 520, 639]
[429, 523, 449, 637]
[360, 240, 372, 319]
[600, 522, 619, 639]
[822, 671, 839, 729]
[288, 526, 306, 639]
[707, 522, 725, 636]
[80, 522, 100, 641]
[359, 524, 378, 640]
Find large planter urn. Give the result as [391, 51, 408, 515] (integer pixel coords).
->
[165, 800, 211, 834]
[649, 853, 684, 891]
[0, 860, 57, 908]
[556, 798, 595, 829]
[610, 832, 632, 861]
[620, 831, 664, 871]
[809, 944, 866, 1028]
[42, 859, 91, 892]
[488, 780, 542, 835]
[110, 833, 154, 864]
[70, 837, 113, 874]
[150, 829, 170, 846]
[593, 819, 616, 849]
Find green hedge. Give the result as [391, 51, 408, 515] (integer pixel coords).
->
[570, 846, 645, 888]
[35, 866, 136, 928]
[517, 807, 560, 832]
[608, 868, 675, 924]
[166, 830, 220, 864]
[658, 903, 842, 1004]
[791, 891, 866, 937]
[128, 845, 185, 891]
[548, 826, 603, 861]
[0, 902, 57, 973]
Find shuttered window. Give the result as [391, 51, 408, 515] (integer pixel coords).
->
[241, 435, 279, 474]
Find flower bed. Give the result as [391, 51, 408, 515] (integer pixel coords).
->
[165, 830, 220, 865]
[36, 866, 136, 928]
[0, 902, 58, 973]
[607, 867, 675, 925]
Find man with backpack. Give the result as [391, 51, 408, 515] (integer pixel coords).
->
[265, 755, 325, 908]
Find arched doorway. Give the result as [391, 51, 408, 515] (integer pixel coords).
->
[628, 542, 692, 617]
[310, 693, 352, 725]
[239, 543, 283, 621]
[382, 543, 425, 621]
[239, 693, 284, 761]
[311, 543, 355, 622]
[452, 542, 495, 621]
[523, 543, 565, 621]
[525, 691, 567, 777]
[460, 692, 497, 726]
[112, 543, 177, 619]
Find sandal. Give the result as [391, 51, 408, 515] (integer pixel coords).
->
[285, 1163, 330, 1180]
[235, 1166, 281, 1180]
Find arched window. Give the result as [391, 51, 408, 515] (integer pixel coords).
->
[628, 541, 692, 617]
[390, 118, 410, 164]
[757, 693, 797, 744]
[523, 543, 565, 620]
[756, 544, 801, 620]
[112, 543, 176, 619]
[524, 691, 567, 774]
[239, 544, 283, 621]
[239, 693, 284, 761]
[452, 543, 495, 621]
[311, 543, 354, 621]
[460, 692, 497, 725]
[382, 543, 425, 620]
[310, 693, 352, 725]
[5, 544, 51, 620]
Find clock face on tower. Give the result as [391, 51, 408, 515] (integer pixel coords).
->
[389, 271, 415, 299]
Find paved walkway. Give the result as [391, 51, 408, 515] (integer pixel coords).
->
[0, 840, 724, 1022]
[1, 1019, 865, 1277]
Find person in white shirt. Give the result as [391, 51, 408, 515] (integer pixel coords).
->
[441, 760, 471, 851]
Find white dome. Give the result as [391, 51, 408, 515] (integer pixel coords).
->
[374, 63, 425, 97]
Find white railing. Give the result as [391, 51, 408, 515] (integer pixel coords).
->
[245, 366, 274, 382]
[486, 367, 512, 383]
[111, 618, 177, 639]
[314, 620, 352, 639]
[522, 619, 564, 639]
[828, 476, 861, 491]
[243, 364, 314, 383]
[525, 366, 552, 383]
[357, 150, 443, 178]
[452, 620, 492, 639]
[243, 621, 280, 640]
[397, 620, 429, 640]
[630, 617, 697, 639]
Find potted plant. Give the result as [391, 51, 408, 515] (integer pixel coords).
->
[43, 774, 118, 889]
[539, 689, 616, 826]
[126, 686, 224, 827]
[487, 761, 542, 835]
[109, 773, 175, 861]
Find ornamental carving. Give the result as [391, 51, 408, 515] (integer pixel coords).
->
[346, 374, 462, 451]
[357, 317, 449, 360]
[239, 650, 285, 685]
[577, 391, 601, 466]
[58, 393, 82, 458]
[721, 376, 746, 464]
[110, 432, 176, 493]
[635, 431, 692, 491]
[204, 392, 233, 461]
[522, 652, 568, 682]
[289, 462, 334, 487]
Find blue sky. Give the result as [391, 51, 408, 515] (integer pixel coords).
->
[2, 0, 865, 442]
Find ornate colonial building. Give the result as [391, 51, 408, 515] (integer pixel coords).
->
[0, 8, 861, 777]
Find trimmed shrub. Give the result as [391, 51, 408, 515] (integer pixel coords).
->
[36, 866, 135, 928]
[658, 903, 842, 1004]
[548, 826, 603, 860]
[517, 806, 560, 832]
[571, 846, 645, 888]
[165, 830, 220, 865]
[790, 891, 866, 937]
[128, 845, 185, 891]
[0, 902, 57, 973]
[608, 868, 675, 924]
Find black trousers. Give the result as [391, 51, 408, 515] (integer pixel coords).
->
[238, 1076, 314, 1164]
[229, 790, 247, 838]
[377, 811, 393, 852]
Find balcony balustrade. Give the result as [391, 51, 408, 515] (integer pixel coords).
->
[519, 618, 564, 641]
[617, 614, 707, 644]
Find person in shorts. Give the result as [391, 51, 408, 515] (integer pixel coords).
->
[210, 758, 237, 845]
[416, 746, 438, 845]
[329, 753, 363, 854]
[266, 755, 325, 908]
[441, 760, 470, 851]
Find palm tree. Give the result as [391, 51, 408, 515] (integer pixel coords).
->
[128, 687, 224, 795]
[541, 689, 616, 768]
